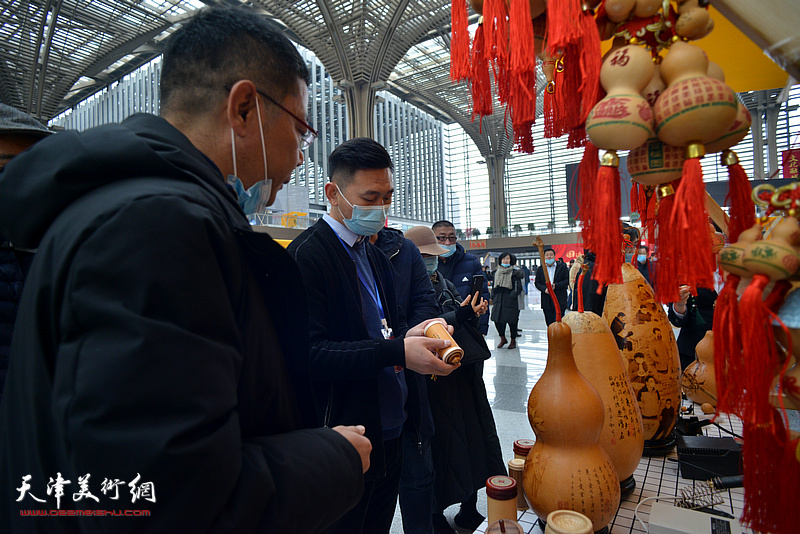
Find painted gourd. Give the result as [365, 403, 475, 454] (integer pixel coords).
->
[523, 322, 621, 531]
[603, 264, 682, 442]
[627, 137, 685, 186]
[681, 331, 717, 406]
[586, 45, 655, 151]
[561, 311, 644, 493]
[653, 41, 737, 147]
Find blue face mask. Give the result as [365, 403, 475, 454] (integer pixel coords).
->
[637, 254, 647, 263]
[227, 175, 272, 216]
[228, 96, 272, 217]
[440, 244, 456, 258]
[422, 256, 438, 274]
[545, 258, 555, 267]
[336, 184, 388, 237]
[501, 262, 511, 268]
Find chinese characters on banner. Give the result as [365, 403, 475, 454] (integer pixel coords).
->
[783, 149, 800, 180]
[16, 473, 155, 509]
[550, 243, 584, 262]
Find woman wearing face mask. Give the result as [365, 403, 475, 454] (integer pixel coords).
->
[490, 252, 524, 349]
[404, 226, 504, 534]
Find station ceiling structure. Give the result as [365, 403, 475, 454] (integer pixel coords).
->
[0, 0, 539, 161]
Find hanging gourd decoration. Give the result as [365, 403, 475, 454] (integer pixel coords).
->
[523, 322, 621, 531]
[583, 44, 654, 288]
[714, 224, 762, 417]
[652, 40, 738, 302]
[562, 271, 644, 497]
[681, 331, 717, 407]
[603, 263, 681, 454]
[727, 218, 800, 534]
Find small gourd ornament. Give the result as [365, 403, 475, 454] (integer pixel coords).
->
[681, 331, 717, 407]
[651, 40, 738, 302]
[583, 44, 654, 288]
[718, 218, 800, 534]
[523, 322, 621, 532]
[561, 271, 644, 496]
[603, 263, 681, 454]
[774, 288, 800, 411]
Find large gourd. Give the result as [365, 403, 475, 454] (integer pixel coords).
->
[523, 322, 621, 531]
[603, 263, 681, 450]
[562, 311, 644, 495]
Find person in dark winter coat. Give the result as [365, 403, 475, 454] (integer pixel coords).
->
[636, 244, 655, 289]
[404, 226, 504, 534]
[535, 247, 570, 325]
[491, 252, 524, 349]
[432, 221, 490, 334]
[668, 285, 717, 369]
[570, 251, 607, 316]
[288, 138, 458, 534]
[0, 8, 369, 533]
[0, 104, 52, 400]
[373, 226, 438, 534]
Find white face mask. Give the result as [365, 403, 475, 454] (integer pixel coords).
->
[227, 95, 272, 216]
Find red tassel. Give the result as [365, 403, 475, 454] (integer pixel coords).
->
[543, 81, 558, 138]
[566, 125, 587, 148]
[470, 24, 493, 122]
[577, 272, 586, 313]
[553, 53, 581, 134]
[712, 274, 744, 416]
[508, 0, 538, 153]
[740, 411, 787, 533]
[630, 182, 641, 215]
[578, 143, 599, 254]
[591, 156, 623, 288]
[576, 10, 601, 124]
[450, 0, 471, 82]
[546, 0, 581, 55]
[654, 183, 680, 303]
[670, 152, 715, 291]
[483, 0, 510, 104]
[723, 150, 755, 244]
[739, 275, 781, 423]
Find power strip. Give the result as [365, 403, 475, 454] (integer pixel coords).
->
[648, 502, 743, 534]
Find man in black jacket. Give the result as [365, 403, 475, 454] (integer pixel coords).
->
[432, 220, 491, 334]
[534, 247, 570, 325]
[373, 226, 439, 534]
[0, 104, 52, 401]
[0, 8, 369, 533]
[288, 138, 458, 534]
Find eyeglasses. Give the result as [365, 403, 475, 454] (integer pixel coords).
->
[224, 84, 318, 150]
[436, 235, 458, 243]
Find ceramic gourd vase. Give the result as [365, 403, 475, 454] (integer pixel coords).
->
[681, 331, 717, 406]
[653, 41, 737, 148]
[603, 264, 681, 452]
[523, 322, 621, 531]
[586, 44, 655, 151]
[562, 311, 645, 496]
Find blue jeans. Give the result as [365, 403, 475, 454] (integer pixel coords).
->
[399, 431, 435, 534]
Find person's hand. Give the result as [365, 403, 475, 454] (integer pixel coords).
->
[403, 336, 460, 376]
[332, 425, 372, 473]
[461, 293, 488, 316]
[407, 318, 454, 338]
[674, 285, 691, 314]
